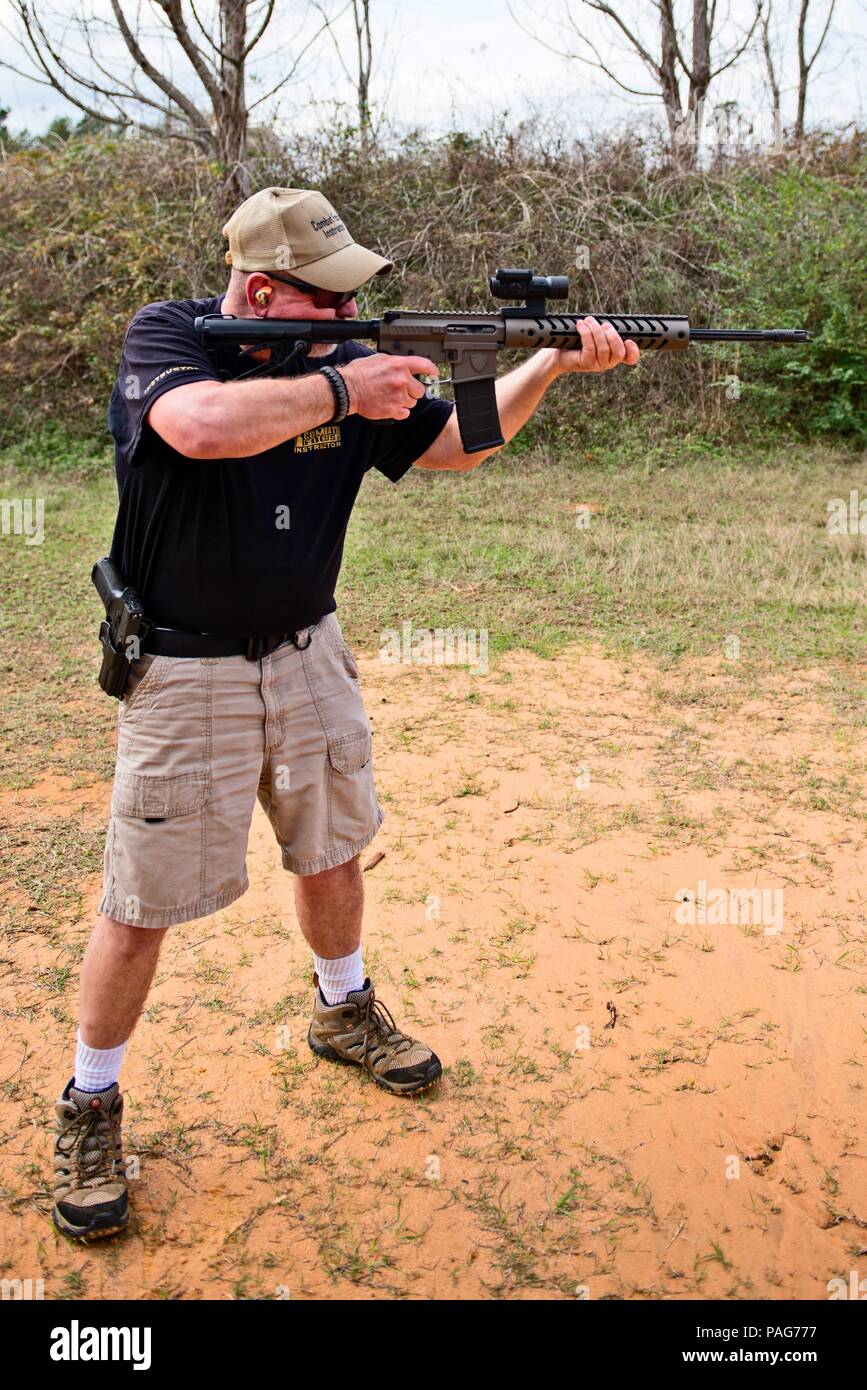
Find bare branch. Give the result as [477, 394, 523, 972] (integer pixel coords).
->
[243, 0, 278, 58]
[186, 0, 221, 55]
[801, 0, 836, 71]
[709, 3, 764, 81]
[2, 4, 178, 125]
[154, 1, 221, 101]
[108, 0, 212, 131]
[580, 0, 661, 76]
[760, 0, 780, 111]
[505, 0, 661, 96]
[310, 0, 356, 87]
[246, 7, 343, 109]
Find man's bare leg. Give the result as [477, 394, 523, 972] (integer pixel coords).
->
[78, 915, 168, 1049]
[299, 853, 442, 1095]
[293, 855, 364, 961]
[52, 916, 167, 1241]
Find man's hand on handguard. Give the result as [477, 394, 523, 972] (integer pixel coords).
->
[551, 316, 640, 374]
[339, 353, 439, 421]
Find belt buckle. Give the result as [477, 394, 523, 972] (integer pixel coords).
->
[245, 636, 265, 662]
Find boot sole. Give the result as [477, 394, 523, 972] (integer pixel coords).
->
[308, 1032, 442, 1097]
[52, 1205, 129, 1242]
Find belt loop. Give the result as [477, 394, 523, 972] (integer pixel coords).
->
[294, 622, 316, 651]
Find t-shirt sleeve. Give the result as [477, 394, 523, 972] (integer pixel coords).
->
[366, 392, 454, 483]
[109, 302, 219, 469]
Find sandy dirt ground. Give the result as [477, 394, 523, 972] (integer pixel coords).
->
[1, 643, 865, 1300]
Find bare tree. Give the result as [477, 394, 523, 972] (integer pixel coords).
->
[759, 0, 782, 139]
[795, 0, 836, 139]
[0, 2, 338, 205]
[759, 0, 837, 145]
[313, 0, 376, 146]
[509, 1, 764, 161]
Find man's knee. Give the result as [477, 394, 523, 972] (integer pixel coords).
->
[94, 915, 168, 959]
[295, 856, 361, 892]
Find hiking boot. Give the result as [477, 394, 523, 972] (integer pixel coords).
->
[308, 978, 442, 1097]
[52, 1078, 129, 1241]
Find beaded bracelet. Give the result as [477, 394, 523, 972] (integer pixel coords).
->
[319, 365, 351, 424]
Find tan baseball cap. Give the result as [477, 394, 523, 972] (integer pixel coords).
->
[222, 187, 393, 289]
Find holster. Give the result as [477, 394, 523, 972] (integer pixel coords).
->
[92, 557, 151, 700]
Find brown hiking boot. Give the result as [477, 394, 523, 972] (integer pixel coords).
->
[308, 978, 442, 1097]
[52, 1078, 129, 1241]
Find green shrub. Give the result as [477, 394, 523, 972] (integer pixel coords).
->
[699, 157, 866, 437]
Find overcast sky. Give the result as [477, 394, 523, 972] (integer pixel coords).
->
[2, 0, 864, 142]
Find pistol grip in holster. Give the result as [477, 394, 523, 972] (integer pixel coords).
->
[97, 619, 133, 699]
[92, 557, 151, 700]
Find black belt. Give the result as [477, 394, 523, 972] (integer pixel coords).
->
[143, 624, 316, 661]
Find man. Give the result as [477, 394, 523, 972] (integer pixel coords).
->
[52, 186, 639, 1241]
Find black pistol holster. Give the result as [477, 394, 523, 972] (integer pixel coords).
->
[92, 557, 151, 699]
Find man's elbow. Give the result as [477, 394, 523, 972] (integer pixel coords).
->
[182, 417, 227, 458]
[451, 446, 497, 471]
[149, 387, 228, 459]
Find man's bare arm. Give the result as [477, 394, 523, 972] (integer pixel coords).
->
[148, 375, 337, 459]
[413, 351, 559, 473]
[148, 349, 440, 459]
[414, 318, 640, 473]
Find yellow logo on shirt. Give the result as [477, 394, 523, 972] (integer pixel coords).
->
[294, 426, 341, 452]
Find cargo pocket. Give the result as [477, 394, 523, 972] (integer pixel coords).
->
[327, 729, 371, 774]
[108, 770, 211, 915]
[326, 728, 378, 850]
[111, 769, 210, 819]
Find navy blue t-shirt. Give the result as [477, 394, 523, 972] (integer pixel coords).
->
[107, 295, 453, 635]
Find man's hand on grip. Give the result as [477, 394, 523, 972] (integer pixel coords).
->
[339, 353, 439, 421]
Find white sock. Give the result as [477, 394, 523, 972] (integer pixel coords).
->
[74, 1029, 128, 1092]
[313, 946, 365, 1004]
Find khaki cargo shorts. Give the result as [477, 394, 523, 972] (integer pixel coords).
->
[99, 613, 383, 928]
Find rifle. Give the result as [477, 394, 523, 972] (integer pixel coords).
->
[194, 267, 811, 455]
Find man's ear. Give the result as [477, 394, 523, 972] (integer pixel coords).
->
[245, 273, 273, 315]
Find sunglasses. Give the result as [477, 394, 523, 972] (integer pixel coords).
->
[266, 272, 360, 310]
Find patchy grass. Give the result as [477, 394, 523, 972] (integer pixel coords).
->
[343, 440, 865, 671]
[2, 438, 862, 787]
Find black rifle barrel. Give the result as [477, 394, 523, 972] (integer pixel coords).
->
[688, 327, 811, 343]
[501, 314, 811, 351]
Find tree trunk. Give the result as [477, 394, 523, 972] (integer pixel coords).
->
[658, 0, 683, 144]
[760, 3, 783, 152]
[218, 0, 251, 209]
[354, 0, 373, 154]
[795, 0, 809, 141]
[686, 0, 711, 157]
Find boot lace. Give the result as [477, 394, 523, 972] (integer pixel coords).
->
[361, 994, 415, 1068]
[58, 1104, 119, 1190]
